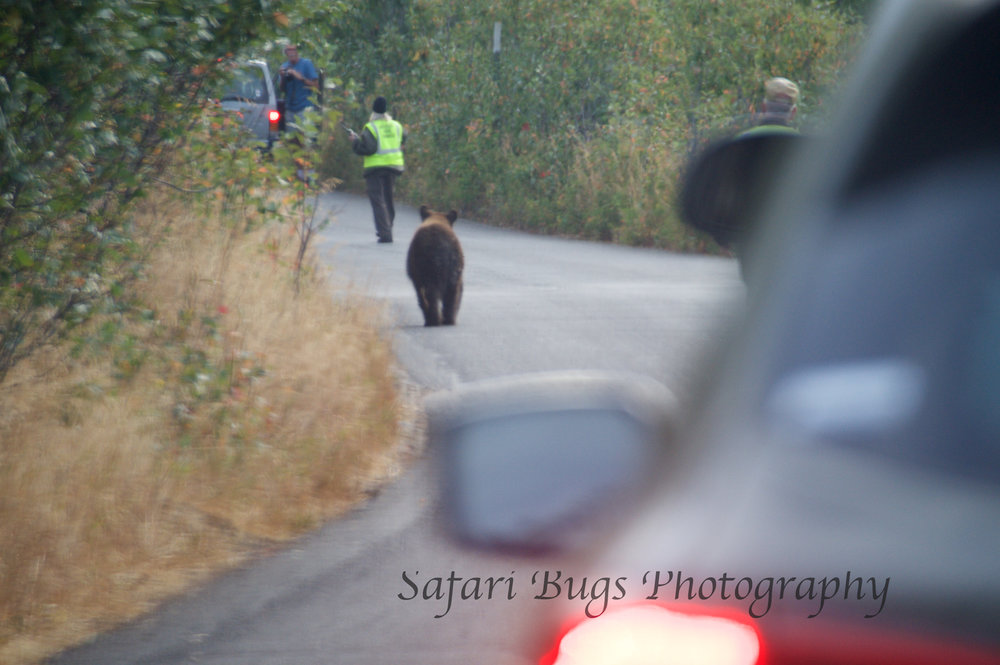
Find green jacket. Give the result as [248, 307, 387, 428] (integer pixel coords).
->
[738, 123, 800, 138]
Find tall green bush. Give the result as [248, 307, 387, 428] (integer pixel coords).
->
[0, 0, 281, 382]
[0, 0, 361, 383]
[321, 0, 863, 246]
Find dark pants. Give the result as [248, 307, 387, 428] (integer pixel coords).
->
[365, 169, 399, 241]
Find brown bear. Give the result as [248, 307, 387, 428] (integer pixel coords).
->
[406, 205, 464, 326]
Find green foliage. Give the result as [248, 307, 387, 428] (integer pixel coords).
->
[829, 0, 878, 20]
[319, 0, 863, 247]
[321, 0, 413, 94]
[0, 0, 277, 382]
[0, 0, 357, 383]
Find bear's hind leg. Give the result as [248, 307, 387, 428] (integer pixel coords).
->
[442, 280, 462, 325]
[418, 286, 441, 326]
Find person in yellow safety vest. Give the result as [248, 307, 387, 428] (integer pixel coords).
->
[349, 96, 406, 243]
[740, 77, 800, 137]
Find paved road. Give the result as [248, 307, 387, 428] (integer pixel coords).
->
[317, 192, 743, 390]
[50, 193, 743, 664]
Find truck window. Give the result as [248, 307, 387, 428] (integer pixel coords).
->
[219, 66, 268, 104]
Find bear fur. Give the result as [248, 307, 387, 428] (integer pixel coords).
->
[406, 205, 464, 326]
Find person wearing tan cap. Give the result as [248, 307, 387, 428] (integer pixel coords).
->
[713, 77, 802, 280]
[741, 77, 800, 136]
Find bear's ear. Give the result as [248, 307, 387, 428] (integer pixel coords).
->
[419, 205, 431, 220]
[446, 210, 458, 226]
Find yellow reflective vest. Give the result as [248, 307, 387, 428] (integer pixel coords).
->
[363, 118, 405, 171]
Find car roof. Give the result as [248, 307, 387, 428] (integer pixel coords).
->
[839, 0, 1000, 197]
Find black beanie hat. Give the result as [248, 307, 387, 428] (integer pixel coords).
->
[373, 96, 387, 113]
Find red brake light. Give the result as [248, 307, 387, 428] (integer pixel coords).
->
[268, 109, 280, 130]
[543, 603, 760, 665]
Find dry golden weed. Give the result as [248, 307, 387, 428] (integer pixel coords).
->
[0, 192, 419, 664]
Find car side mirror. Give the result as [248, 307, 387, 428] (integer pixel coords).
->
[679, 132, 805, 249]
[427, 371, 677, 554]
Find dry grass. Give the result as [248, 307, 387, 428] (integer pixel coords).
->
[0, 192, 418, 664]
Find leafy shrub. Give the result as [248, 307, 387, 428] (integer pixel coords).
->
[319, 0, 863, 248]
[0, 0, 273, 382]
